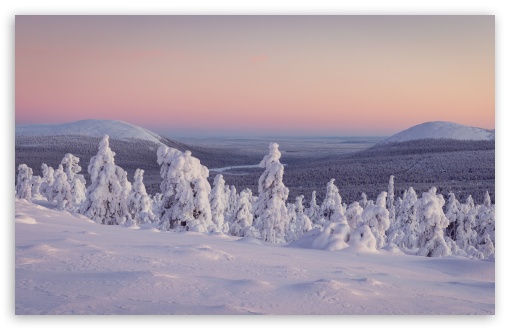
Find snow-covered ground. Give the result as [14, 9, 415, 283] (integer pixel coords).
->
[15, 119, 163, 144]
[15, 198, 494, 315]
[382, 121, 495, 143]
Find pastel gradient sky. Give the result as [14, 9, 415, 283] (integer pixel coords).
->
[15, 15, 494, 136]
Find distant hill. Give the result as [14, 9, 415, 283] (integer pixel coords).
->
[381, 121, 495, 144]
[15, 119, 163, 144]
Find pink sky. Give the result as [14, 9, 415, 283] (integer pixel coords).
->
[15, 16, 494, 136]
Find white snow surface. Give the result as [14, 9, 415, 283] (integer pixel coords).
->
[15, 119, 162, 144]
[382, 121, 495, 143]
[15, 198, 494, 315]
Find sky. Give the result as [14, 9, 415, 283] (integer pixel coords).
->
[15, 15, 494, 137]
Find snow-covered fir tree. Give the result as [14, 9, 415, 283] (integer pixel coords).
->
[253, 143, 289, 243]
[81, 135, 133, 225]
[61, 153, 87, 208]
[230, 188, 256, 237]
[399, 187, 419, 249]
[415, 187, 451, 257]
[476, 191, 495, 247]
[305, 190, 321, 225]
[30, 175, 42, 198]
[345, 201, 364, 230]
[359, 192, 369, 209]
[157, 145, 215, 233]
[127, 168, 155, 225]
[319, 179, 346, 224]
[50, 165, 73, 211]
[209, 174, 229, 233]
[455, 195, 478, 251]
[293, 195, 313, 238]
[40, 163, 55, 201]
[361, 191, 390, 249]
[445, 192, 461, 240]
[16, 164, 33, 200]
[387, 175, 396, 224]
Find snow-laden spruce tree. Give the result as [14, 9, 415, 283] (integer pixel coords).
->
[305, 191, 321, 225]
[81, 135, 133, 225]
[225, 185, 238, 224]
[61, 153, 87, 208]
[415, 187, 451, 257]
[16, 164, 33, 200]
[286, 195, 313, 241]
[361, 191, 390, 249]
[127, 169, 155, 225]
[50, 165, 73, 210]
[30, 175, 42, 198]
[253, 143, 289, 243]
[157, 145, 215, 232]
[359, 192, 369, 209]
[209, 174, 230, 233]
[399, 187, 419, 249]
[476, 191, 495, 246]
[455, 195, 478, 251]
[477, 233, 495, 259]
[387, 175, 396, 224]
[345, 201, 364, 230]
[230, 188, 257, 237]
[445, 192, 461, 240]
[319, 179, 347, 224]
[40, 163, 55, 200]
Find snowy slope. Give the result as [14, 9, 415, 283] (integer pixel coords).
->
[382, 121, 495, 143]
[15, 198, 494, 315]
[15, 119, 163, 144]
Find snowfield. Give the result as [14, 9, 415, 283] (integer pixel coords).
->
[15, 198, 494, 315]
[382, 121, 495, 143]
[15, 119, 163, 144]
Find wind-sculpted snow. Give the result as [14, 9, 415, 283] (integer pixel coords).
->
[15, 199, 494, 315]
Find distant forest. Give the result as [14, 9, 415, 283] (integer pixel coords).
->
[15, 136, 495, 205]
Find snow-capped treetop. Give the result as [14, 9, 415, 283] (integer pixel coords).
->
[61, 153, 82, 180]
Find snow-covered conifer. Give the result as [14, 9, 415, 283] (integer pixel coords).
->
[415, 187, 451, 257]
[455, 195, 478, 251]
[209, 174, 229, 233]
[230, 188, 256, 237]
[127, 169, 155, 225]
[286, 195, 313, 242]
[30, 175, 42, 198]
[16, 164, 33, 200]
[444, 192, 461, 240]
[399, 187, 419, 249]
[477, 233, 495, 259]
[61, 153, 87, 207]
[51, 165, 73, 210]
[40, 163, 55, 200]
[476, 191, 495, 246]
[319, 179, 346, 224]
[305, 190, 321, 225]
[359, 192, 369, 209]
[361, 191, 390, 249]
[387, 175, 396, 224]
[253, 143, 289, 243]
[81, 135, 133, 225]
[157, 145, 215, 232]
[345, 201, 364, 230]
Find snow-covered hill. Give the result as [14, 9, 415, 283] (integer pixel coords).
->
[382, 121, 495, 144]
[15, 119, 163, 144]
[15, 198, 494, 315]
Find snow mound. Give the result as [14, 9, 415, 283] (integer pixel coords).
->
[15, 214, 37, 224]
[15, 119, 163, 144]
[382, 121, 494, 143]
